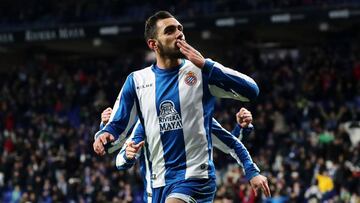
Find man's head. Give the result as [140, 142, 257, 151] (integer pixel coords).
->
[145, 11, 185, 59]
[144, 11, 174, 42]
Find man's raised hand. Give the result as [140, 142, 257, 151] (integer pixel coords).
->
[125, 141, 145, 159]
[236, 108, 253, 128]
[176, 39, 205, 68]
[101, 107, 112, 125]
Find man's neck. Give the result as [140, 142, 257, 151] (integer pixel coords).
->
[156, 56, 182, 70]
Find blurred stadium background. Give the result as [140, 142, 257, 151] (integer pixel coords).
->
[0, 1, 360, 202]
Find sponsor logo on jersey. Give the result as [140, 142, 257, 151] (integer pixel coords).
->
[184, 71, 197, 86]
[158, 100, 183, 133]
[136, 83, 153, 89]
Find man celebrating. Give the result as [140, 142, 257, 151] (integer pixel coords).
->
[93, 11, 270, 202]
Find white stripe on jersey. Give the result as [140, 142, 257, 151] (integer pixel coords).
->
[115, 150, 127, 167]
[209, 85, 250, 101]
[133, 67, 166, 187]
[178, 61, 209, 179]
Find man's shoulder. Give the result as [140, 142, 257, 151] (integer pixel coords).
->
[132, 65, 153, 75]
[181, 59, 217, 70]
[129, 65, 154, 84]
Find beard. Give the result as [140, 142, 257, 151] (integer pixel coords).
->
[157, 41, 186, 59]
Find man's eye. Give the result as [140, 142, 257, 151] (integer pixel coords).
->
[165, 28, 175, 34]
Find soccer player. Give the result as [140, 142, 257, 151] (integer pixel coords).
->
[93, 11, 270, 202]
[100, 107, 265, 202]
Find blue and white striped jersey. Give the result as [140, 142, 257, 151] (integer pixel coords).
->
[115, 119, 257, 203]
[95, 58, 259, 188]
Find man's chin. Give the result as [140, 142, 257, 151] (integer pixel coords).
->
[160, 49, 186, 59]
[171, 52, 186, 59]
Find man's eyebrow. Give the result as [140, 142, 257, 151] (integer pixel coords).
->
[163, 24, 183, 32]
[163, 25, 176, 32]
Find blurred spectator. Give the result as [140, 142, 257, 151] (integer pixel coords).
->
[0, 0, 359, 30]
[316, 166, 335, 200]
[304, 180, 322, 203]
[342, 121, 360, 146]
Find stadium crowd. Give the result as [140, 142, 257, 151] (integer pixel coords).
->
[0, 43, 360, 203]
[0, 0, 359, 29]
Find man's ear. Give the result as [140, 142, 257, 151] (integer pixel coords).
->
[147, 39, 157, 51]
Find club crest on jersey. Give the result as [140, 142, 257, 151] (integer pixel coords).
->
[159, 100, 183, 133]
[184, 71, 197, 86]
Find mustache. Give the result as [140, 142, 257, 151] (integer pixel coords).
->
[158, 43, 185, 59]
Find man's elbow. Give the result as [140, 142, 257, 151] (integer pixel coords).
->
[247, 83, 259, 101]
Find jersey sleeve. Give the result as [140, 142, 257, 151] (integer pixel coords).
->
[211, 119, 260, 181]
[231, 123, 254, 140]
[202, 59, 259, 102]
[94, 73, 138, 140]
[116, 121, 145, 170]
[99, 122, 105, 130]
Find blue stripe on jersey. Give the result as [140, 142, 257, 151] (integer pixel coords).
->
[231, 124, 241, 138]
[242, 125, 254, 137]
[212, 121, 239, 149]
[143, 141, 153, 195]
[207, 63, 259, 101]
[133, 123, 145, 143]
[201, 71, 216, 176]
[138, 151, 148, 203]
[153, 63, 187, 185]
[231, 124, 254, 140]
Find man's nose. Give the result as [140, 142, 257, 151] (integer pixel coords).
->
[176, 32, 184, 40]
